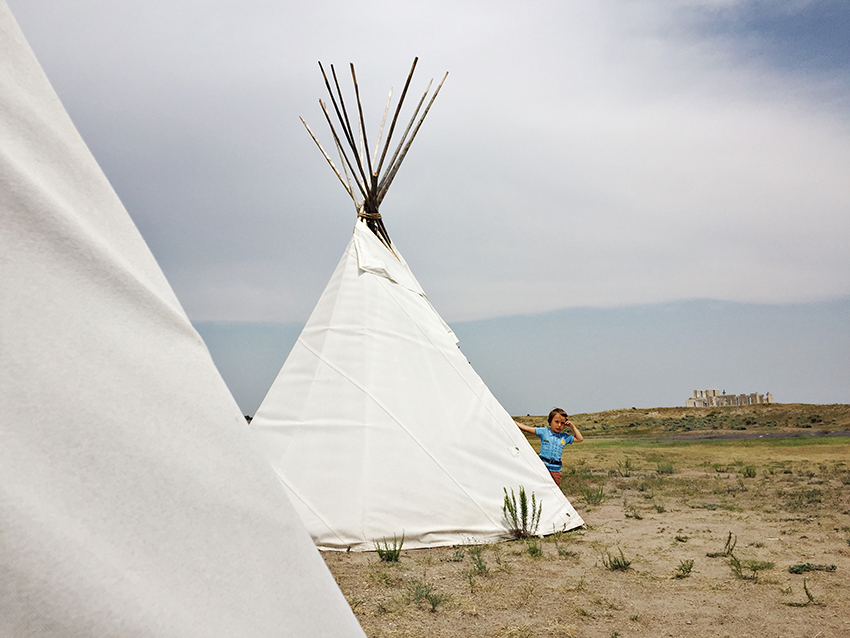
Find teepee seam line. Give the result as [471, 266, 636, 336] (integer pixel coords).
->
[375, 274, 549, 472]
[376, 276, 584, 519]
[296, 336, 503, 529]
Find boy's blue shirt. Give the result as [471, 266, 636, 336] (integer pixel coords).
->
[534, 427, 574, 470]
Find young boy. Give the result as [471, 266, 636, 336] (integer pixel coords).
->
[516, 408, 583, 486]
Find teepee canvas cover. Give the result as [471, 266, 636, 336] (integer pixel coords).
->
[250, 61, 583, 551]
[0, 4, 364, 635]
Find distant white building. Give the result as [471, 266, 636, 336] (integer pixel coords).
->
[686, 389, 773, 408]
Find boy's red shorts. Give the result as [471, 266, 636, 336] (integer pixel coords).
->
[549, 470, 562, 486]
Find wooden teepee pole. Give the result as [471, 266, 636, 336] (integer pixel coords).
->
[301, 58, 446, 250]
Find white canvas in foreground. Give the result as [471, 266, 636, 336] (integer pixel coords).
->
[0, 3, 364, 635]
[251, 219, 585, 550]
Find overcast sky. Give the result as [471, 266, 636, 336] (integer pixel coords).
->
[10, 0, 850, 414]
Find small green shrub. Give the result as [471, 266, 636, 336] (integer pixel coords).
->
[675, 559, 694, 578]
[729, 555, 774, 581]
[448, 546, 465, 562]
[503, 486, 542, 539]
[375, 533, 404, 562]
[788, 563, 836, 574]
[582, 485, 605, 505]
[526, 538, 543, 559]
[468, 544, 489, 575]
[656, 461, 675, 474]
[409, 579, 450, 612]
[742, 465, 757, 478]
[461, 568, 477, 592]
[602, 547, 631, 571]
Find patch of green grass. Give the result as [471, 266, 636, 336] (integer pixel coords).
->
[675, 559, 694, 578]
[550, 531, 578, 559]
[729, 555, 774, 581]
[582, 485, 606, 505]
[468, 544, 489, 575]
[447, 546, 465, 562]
[375, 534, 404, 562]
[408, 579, 450, 612]
[784, 488, 822, 511]
[692, 502, 740, 512]
[602, 547, 631, 571]
[656, 461, 675, 474]
[575, 436, 850, 451]
[526, 538, 543, 559]
[788, 563, 836, 574]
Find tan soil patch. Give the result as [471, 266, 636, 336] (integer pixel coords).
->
[323, 437, 850, 637]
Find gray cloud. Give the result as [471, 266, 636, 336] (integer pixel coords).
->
[11, 0, 850, 323]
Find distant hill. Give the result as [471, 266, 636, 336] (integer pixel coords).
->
[514, 404, 850, 439]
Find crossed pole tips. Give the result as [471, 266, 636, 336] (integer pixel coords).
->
[300, 57, 449, 251]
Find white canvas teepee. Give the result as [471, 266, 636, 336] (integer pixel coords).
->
[250, 61, 584, 551]
[0, 4, 364, 636]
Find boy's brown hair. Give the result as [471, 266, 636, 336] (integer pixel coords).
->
[548, 407, 568, 425]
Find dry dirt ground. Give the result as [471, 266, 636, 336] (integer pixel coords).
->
[322, 434, 850, 638]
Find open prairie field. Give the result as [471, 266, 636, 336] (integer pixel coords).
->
[323, 405, 850, 638]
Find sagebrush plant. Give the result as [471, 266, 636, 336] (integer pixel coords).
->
[582, 485, 605, 505]
[503, 486, 542, 539]
[375, 533, 404, 562]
